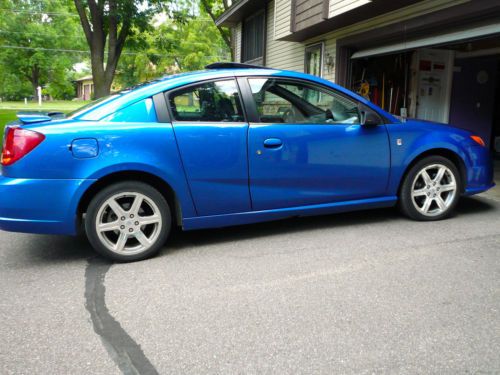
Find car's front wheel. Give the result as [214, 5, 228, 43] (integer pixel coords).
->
[85, 181, 171, 262]
[399, 156, 461, 221]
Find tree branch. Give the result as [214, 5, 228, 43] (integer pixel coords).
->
[200, 0, 232, 50]
[73, 0, 92, 44]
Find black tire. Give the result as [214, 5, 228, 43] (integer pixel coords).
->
[85, 181, 171, 262]
[399, 156, 461, 221]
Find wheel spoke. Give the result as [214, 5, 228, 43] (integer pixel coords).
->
[129, 194, 143, 215]
[134, 230, 151, 247]
[421, 170, 432, 185]
[421, 196, 432, 213]
[138, 214, 161, 226]
[435, 196, 447, 211]
[98, 220, 120, 233]
[434, 166, 446, 184]
[412, 188, 427, 197]
[440, 183, 456, 192]
[115, 232, 128, 252]
[108, 199, 125, 217]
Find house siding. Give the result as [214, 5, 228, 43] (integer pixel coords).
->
[274, 0, 292, 39]
[328, 0, 371, 18]
[266, 1, 305, 72]
[293, 0, 326, 31]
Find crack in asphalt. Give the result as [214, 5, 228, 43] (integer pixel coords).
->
[85, 258, 159, 375]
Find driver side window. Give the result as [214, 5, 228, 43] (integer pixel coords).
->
[248, 78, 360, 124]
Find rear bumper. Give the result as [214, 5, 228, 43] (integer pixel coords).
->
[0, 176, 94, 235]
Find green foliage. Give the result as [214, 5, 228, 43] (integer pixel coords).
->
[73, 0, 197, 97]
[0, 0, 84, 100]
[116, 9, 230, 88]
[0, 0, 232, 98]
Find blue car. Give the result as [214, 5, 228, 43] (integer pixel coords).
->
[0, 63, 494, 261]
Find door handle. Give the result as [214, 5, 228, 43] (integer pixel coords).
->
[263, 138, 283, 148]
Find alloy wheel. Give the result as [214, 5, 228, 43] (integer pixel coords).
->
[95, 192, 162, 255]
[410, 164, 457, 217]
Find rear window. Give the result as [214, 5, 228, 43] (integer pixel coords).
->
[66, 95, 120, 119]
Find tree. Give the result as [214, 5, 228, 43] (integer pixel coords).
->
[0, 0, 83, 100]
[73, 0, 192, 98]
[199, 0, 233, 60]
[114, 9, 230, 89]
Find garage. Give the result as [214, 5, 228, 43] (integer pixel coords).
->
[336, 3, 500, 154]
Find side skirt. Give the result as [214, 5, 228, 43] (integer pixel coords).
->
[182, 196, 398, 231]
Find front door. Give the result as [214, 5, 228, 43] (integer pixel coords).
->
[245, 77, 391, 211]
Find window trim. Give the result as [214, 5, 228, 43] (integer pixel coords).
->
[241, 76, 367, 125]
[241, 9, 266, 65]
[152, 93, 170, 123]
[164, 78, 248, 124]
[304, 42, 324, 78]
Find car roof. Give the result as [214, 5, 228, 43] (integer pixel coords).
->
[75, 67, 398, 123]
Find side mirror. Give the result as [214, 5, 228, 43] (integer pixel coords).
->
[361, 110, 381, 126]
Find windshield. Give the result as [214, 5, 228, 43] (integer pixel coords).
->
[66, 94, 120, 119]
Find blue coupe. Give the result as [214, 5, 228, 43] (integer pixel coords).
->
[0, 63, 494, 261]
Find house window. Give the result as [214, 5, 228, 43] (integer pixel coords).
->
[242, 10, 265, 65]
[305, 43, 324, 77]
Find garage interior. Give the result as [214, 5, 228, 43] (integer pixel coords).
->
[335, 1, 500, 156]
[348, 35, 500, 154]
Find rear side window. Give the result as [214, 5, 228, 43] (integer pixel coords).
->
[168, 80, 245, 122]
[104, 98, 157, 122]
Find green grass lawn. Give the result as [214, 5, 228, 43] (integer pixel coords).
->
[0, 100, 90, 140]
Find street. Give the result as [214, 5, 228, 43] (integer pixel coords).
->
[1, 191, 499, 374]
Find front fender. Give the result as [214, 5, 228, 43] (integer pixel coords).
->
[386, 121, 493, 195]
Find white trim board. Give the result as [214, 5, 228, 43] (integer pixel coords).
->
[351, 23, 500, 59]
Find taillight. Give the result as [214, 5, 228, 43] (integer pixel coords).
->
[1, 126, 45, 166]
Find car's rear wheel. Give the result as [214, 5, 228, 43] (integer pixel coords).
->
[399, 156, 461, 221]
[85, 181, 171, 262]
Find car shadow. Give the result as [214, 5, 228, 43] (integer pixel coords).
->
[162, 195, 498, 257]
[5, 233, 96, 267]
[7, 195, 497, 264]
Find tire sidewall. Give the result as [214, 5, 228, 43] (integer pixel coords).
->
[400, 156, 461, 221]
[85, 181, 171, 262]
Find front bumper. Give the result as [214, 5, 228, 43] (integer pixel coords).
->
[464, 183, 496, 196]
[0, 176, 94, 235]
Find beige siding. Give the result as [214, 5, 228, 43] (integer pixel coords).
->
[329, 0, 371, 18]
[266, 0, 305, 72]
[233, 22, 242, 63]
[274, 0, 292, 39]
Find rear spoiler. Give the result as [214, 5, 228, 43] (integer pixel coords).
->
[16, 111, 65, 124]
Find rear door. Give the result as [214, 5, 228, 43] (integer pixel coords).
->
[241, 77, 391, 211]
[167, 79, 251, 216]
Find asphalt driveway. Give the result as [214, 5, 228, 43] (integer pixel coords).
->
[1, 180, 499, 374]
